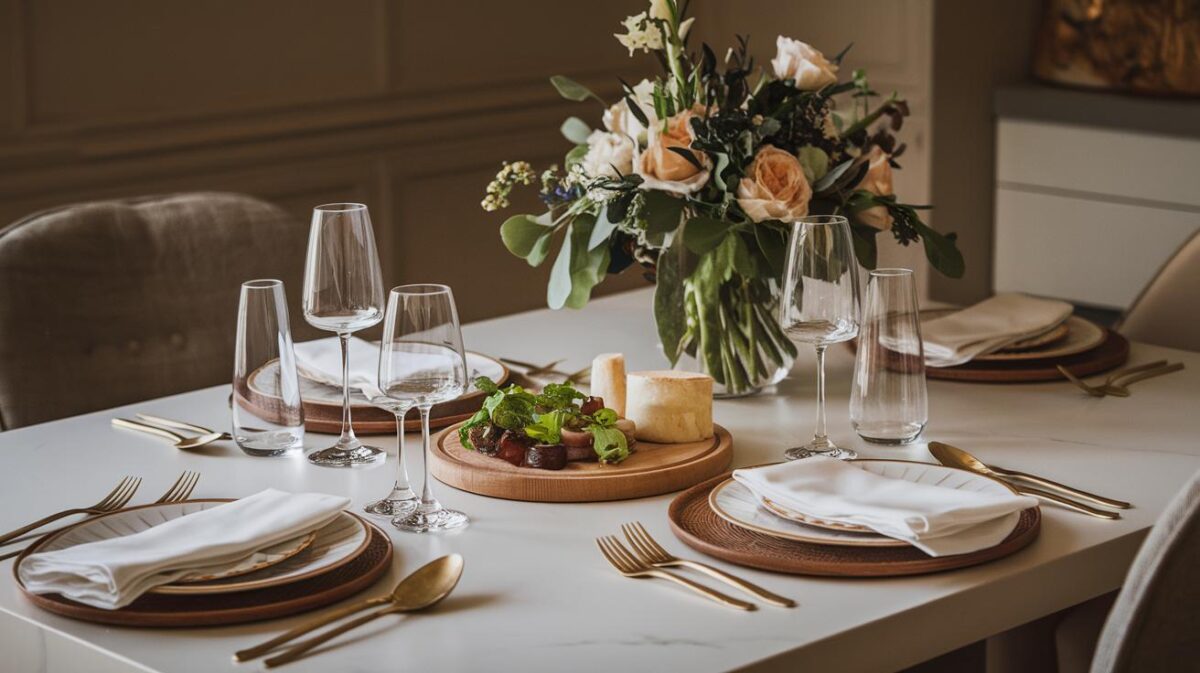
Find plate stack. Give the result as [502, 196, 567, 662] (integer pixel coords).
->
[13, 501, 391, 626]
[668, 461, 1041, 577]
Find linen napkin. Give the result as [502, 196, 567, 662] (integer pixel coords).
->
[18, 489, 349, 609]
[922, 293, 1073, 367]
[732, 459, 1038, 556]
[294, 336, 384, 398]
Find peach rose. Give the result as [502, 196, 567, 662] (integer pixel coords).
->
[636, 109, 710, 194]
[854, 146, 895, 231]
[736, 146, 812, 222]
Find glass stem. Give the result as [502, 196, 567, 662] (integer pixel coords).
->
[813, 344, 828, 445]
[392, 405, 413, 494]
[417, 404, 439, 512]
[337, 332, 358, 447]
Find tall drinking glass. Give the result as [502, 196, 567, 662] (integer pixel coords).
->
[380, 284, 469, 533]
[779, 215, 861, 460]
[232, 279, 305, 456]
[850, 269, 927, 444]
[302, 203, 386, 468]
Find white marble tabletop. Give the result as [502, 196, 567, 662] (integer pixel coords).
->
[2, 288, 1198, 673]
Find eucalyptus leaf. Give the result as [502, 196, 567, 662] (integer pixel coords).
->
[550, 75, 603, 104]
[684, 216, 733, 255]
[565, 214, 610, 308]
[501, 214, 554, 265]
[565, 143, 589, 169]
[796, 146, 830, 184]
[547, 223, 574, 309]
[588, 205, 618, 250]
[643, 190, 685, 236]
[713, 152, 731, 192]
[560, 117, 592, 144]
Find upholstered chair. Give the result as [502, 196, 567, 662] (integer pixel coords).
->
[0, 193, 318, 430]
[1117, 229, 1200, 352]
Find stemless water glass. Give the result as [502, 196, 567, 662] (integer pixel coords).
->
[380, 284, 469, 533]
[779, 215, 861, 460]
[850, 269, 928, 444]
[232, 279, 305, 456]
[302, 203, 386, 468]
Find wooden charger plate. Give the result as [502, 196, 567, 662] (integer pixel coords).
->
[14, 512, 391, 627]
[925, 329, 1129, 383]
[668, 472, 1040, 577]
[430, 422, 734, 503]
[238, 351, 509, 435]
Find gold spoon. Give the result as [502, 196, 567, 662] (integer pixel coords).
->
[259, 554, 464, 667]
[111, 418, 224, 450]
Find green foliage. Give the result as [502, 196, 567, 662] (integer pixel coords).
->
[550, 76, 603, 105]
[500, 214, 554, 267]
[535, 383, 585, 411]
[560, 117, 592, 144]
[524, 409, 571, 444]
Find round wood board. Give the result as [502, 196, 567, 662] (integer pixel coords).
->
[668, 472, 1041, 577]
[14, 515, 392, 627]
[925, 329, 1128, 383]
[430, 423, 734, 503]
[237, 351, 508, 435]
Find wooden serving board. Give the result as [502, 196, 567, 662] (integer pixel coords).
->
[15, 520, 392, 627]
[669, 472, 1040, 577]
[430, 423, 734, 503]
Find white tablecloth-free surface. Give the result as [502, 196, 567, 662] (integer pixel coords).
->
[2, 288, 1198, 673]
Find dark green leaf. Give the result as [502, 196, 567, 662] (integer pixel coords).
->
[654, 240, 688, 365]
[624, 96, 650, 127]
[752, 222, 787, 278]
[812, 158, 855, 192]
[666, 146, 704, 171]
[560, 117, 592, 144]
[850, 223, 879, 270]
[683, 216, 733, 255]
[642, 190, 686, 236]
[914, 219, 965, 279]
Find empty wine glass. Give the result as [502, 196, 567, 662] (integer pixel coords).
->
[850, 268, 927, 444]
[779, 215, 861, 460]
[380, 284, 469, 533]
[301, 203, 386, 468]
[362, 394, 417, 516]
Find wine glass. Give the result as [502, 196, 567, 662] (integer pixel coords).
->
[380, 284, 469, 533]
[301, 203, 386, 468]
[362, 394, 417, 516]
[779, 215, 861, 460]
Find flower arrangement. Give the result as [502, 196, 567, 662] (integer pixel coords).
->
[484, 0, 964, 395]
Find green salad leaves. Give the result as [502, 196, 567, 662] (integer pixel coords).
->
[458, 376, 629, 463]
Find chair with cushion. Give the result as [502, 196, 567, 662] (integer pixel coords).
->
[0, 192, 317, 430]
[1117, 229, 1200, 352]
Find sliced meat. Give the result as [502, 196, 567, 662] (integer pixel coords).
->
[564, 444, 598, 462]
[468, 423, 503, 455]
[495, 430, 533, 466]
[525, 444, 568, 470]
[560, 428, 593, 448]
[579, 396, 605, 416]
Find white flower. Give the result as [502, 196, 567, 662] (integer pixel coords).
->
[581, 130, 635, 179]
[615, 12, 664, 55]
[649, 0, 672, 21]
[771, 36, 839, 90]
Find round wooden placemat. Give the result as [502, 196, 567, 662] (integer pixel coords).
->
[925, 329, 1128, 383]
[237, 353, 508, 435]
[668, 473, 1040, 577]
[430, 423, 734, 503]
[15, 520, 392, 627]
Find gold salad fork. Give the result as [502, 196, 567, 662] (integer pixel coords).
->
[1058, 360, 1167, 397]
[1100, 362, 1185, 397]
[0, 476, 141, 546]
[621, 522, 794, 607]
[596, 535, 755, 610]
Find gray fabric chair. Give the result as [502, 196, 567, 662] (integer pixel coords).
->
[0, 192, 317, 430]
[1117, 229, 1200, 352]
[1088, 468, 1200, 672]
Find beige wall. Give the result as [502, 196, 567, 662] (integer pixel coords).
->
[0, 0, 651, 322]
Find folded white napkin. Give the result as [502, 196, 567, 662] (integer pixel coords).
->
[732, 459, 1038, 556]
[922, 293, 1073, 367]
[294, 336, 384, 398]
[18, 489, 349, 609]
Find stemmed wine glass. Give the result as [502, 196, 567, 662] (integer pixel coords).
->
[380, 284, 469, 533]
[301, 203, 386, 468]
[779, 215, 861, 460]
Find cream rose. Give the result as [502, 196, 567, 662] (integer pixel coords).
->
[771, 36, 839, 91]
[636, 109, 710, 194]
[581, 130, 635, 179]
[854, 146, 895, 231]
[736, 146, 812, 223]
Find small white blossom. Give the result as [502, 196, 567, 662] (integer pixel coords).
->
[615, 12, 664, 56]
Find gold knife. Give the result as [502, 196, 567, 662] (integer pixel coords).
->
[929, 442, 1126, 518]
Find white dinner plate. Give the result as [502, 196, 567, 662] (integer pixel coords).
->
[26, 500, 370, 595]
[708, 460, 1020, 547]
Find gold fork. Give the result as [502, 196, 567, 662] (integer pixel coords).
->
[0, 477, 141, 546]
[1099, 362, 1184, 397]
[1058, 360, 1167, 397]
[153, 471, 201, 503]
[596, 535, 755, 610]
[621, 522, 794, 607]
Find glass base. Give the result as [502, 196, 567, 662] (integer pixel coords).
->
[363, 487, 418, 517]
[785, 443, 857, 460]
[391, 507, 469, 533]
[307, 445, 385, 468]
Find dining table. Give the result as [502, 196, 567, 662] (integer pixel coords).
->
[1, 287, 1198, 673]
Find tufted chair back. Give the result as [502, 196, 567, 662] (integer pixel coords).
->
[0, 193, 319, 430]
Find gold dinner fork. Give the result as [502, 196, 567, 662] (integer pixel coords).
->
[1098, 362, 1185, 397]
[596, 535, 755, 610]
[0, 476, 141, 546]
[1058, 360, 1167, 397]
[621, 522, 794, 607]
